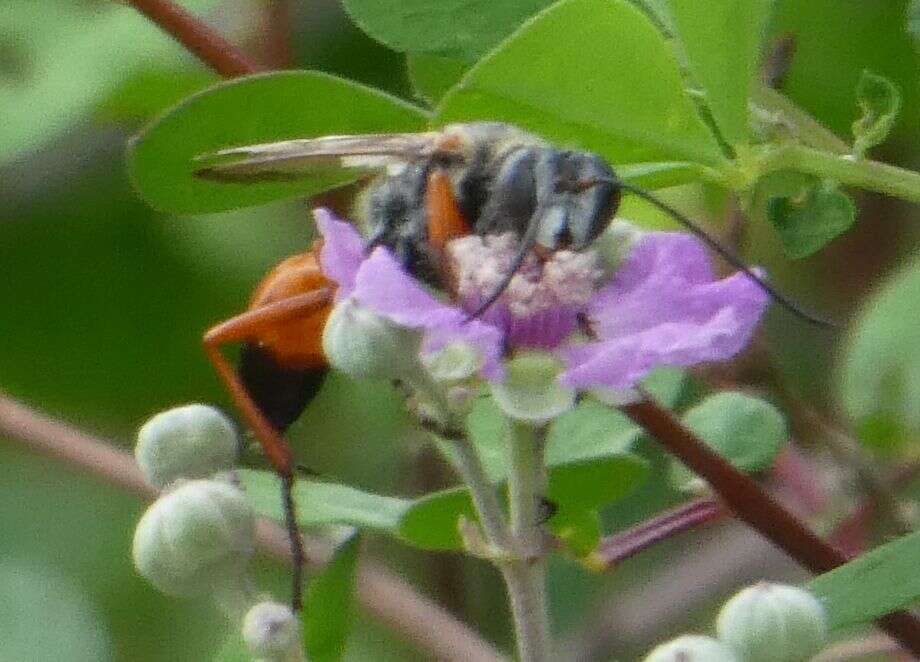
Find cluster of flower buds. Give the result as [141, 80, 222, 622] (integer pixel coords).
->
[643, 582, 828, 662]
[132, 405, 303, 661]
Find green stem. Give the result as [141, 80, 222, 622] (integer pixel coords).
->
[758, 144, 920, 205]
[502, 421, 551, 662]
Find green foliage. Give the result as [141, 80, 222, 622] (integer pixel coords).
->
[342, 0, 552, 61]
[669, 0, 772, 145]
[238, 471, 410, 532]
[764, 177, 857, 259]
[304, 534, 361, 662]
[0, 561, 114, 662]
[808, 530, 920, 629]
[852, 70, 902, 158]
[0, 0, 222, 163]
[398, 454, 648, 549]
[97, 68, 217, 121]
[670, 392, 787, 490]
[406, 54, 469, 106]
[839, 255, 920, 452]
[435, 0, 726, 173]
[128, 71, 429, 214]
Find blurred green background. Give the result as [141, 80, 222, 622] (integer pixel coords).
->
[1, 1, 918, 660]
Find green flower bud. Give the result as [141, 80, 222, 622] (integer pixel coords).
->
[133, 480, 255, 598]
[242, 601, 301, 661]
[136, 404, 238, 489]
[322, 298, 422, 380]
[716, 583, 828, 662]
[644, 635, 739, 662]
[491, 351, 576, 424]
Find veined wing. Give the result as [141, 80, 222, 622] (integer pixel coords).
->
[194, 132, 443, 183]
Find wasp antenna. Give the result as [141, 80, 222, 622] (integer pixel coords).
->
[466, 209, 543, 321]
[617, 182, 840, 330]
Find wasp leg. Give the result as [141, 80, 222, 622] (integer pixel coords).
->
[203, 288, 333, 612]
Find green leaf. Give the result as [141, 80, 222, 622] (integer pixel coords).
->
[398, 454, 648, 549]
[765, 178, 857, 259]
[128, 71, 429, 215]
[670, 392, 787, 490]
[851, 70, 901, 158]
[342, 0, 553, 61]
[97, 67, 216, 121]
[436, 0, 726, 168]
[406, 54, 469, 106]
[545, 399, 641, 466]
[304, 534, 361, 662]
[808, 530, 920, 629]
[548, 507, 601, 558]
[0, 0, 223, 163]
[839, 255, 920, 452]
[669, 0, 772, 146]
[238, 470, 410, 532]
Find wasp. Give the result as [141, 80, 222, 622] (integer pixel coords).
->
[195, 122, 829, 609]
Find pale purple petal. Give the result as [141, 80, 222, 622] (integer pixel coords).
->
[590, 233, 768, 337]
[589, 233, 719, 336]
[314, 208, 366, 298]
[353, 248, 466, 328]
[423, 321, 505, 380]
[561, 270, 767, 389]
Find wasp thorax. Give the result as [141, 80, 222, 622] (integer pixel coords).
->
[447, 233, 603, 319]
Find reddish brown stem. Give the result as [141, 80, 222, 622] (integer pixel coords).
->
[595, 498, 725, 569]
[127, 0, 262, 77]
[621, 396, 920, 656]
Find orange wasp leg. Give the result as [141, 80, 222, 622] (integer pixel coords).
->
[203, 287, 334, 612]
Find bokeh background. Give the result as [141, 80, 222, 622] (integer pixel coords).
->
[1, 1, 918, 660]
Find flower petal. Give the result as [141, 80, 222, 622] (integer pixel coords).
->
[589, 233, 768, 339]
[352, 248, 465, 328]
[562, 277, 765, 390]
[314, 208, 366, 298]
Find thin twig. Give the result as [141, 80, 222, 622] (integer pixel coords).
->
[126, 0, 262, 77]
[0, 392, 504, 662]
[595, 498, 725, 569]
[621, 394, 920, 656]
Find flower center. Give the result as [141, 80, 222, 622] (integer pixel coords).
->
[446, 233, 604, 318]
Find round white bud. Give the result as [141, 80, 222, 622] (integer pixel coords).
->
[716, 582, 828, 662]
[133, 480, 255, 598]
[322, 298, 422, 380]
[136, 404, 238, 489]
[242, 601, 301, 661]
[490, 351, 575, 424]
[644, 635, 739, 662]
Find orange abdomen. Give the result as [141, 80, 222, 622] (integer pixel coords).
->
[248, 246, 334, 369]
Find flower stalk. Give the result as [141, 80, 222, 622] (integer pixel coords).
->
[502, 421, 551, 662]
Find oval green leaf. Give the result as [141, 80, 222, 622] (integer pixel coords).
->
[128, 71, 430, 215]
[670, 392, 787, 490]
[808, 530, 920, 629]
[238, 469, 410, 532]
[343, 0, 553, 61]
[669, 0, 772, 145]
[436, 0, 726, 169]
[304, 534, 361, 662]
[839, 255, 920, 452]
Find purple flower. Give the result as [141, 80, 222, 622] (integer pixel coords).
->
[314, 208, 768, 390]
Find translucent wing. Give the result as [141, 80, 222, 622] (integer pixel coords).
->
[194, 132, 443, 183]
